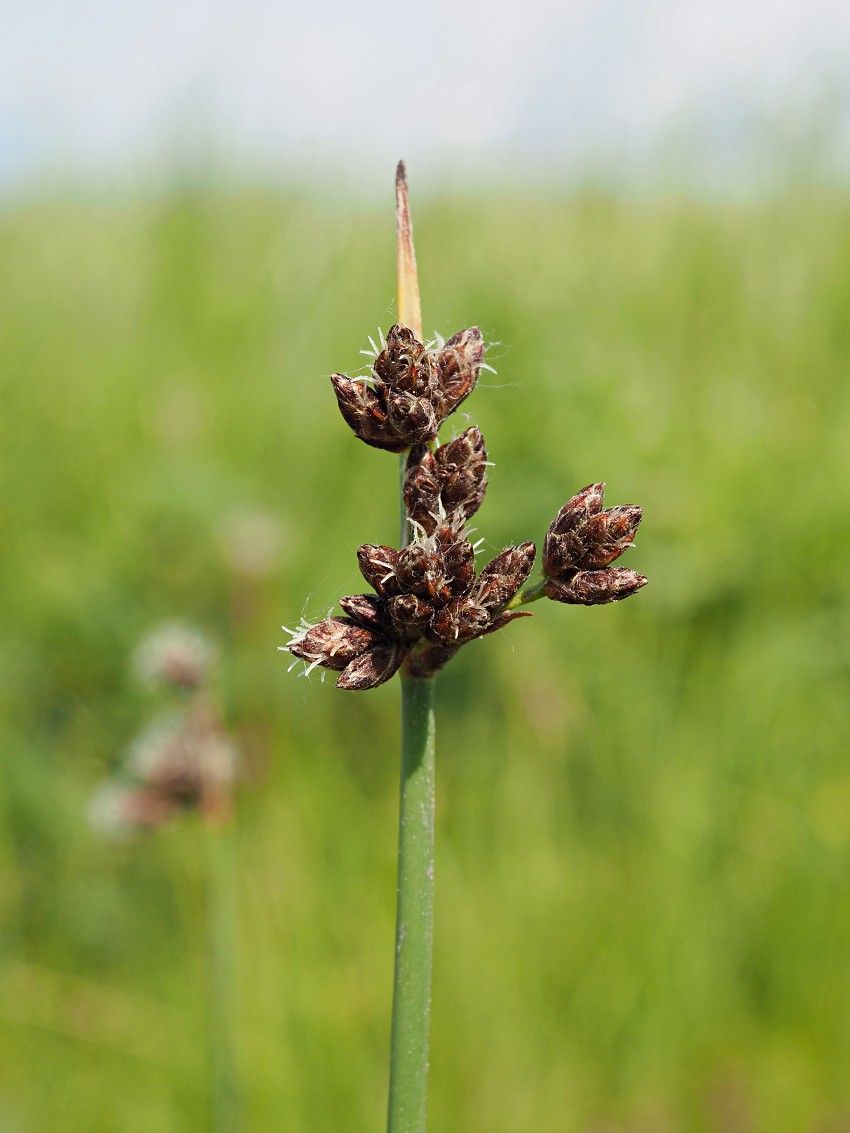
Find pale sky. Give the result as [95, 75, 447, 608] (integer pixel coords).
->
[2, 0, 849, 190]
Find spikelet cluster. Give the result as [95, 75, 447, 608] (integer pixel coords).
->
[283, 322, 646, 691]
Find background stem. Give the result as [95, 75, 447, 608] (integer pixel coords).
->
[206, 819, 240, 1133]
[387, 674, 436, 1133]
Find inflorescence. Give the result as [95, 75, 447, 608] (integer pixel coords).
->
[282, 323, 646, 691]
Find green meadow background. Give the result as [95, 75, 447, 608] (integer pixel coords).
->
[2, 182, 850, 1132]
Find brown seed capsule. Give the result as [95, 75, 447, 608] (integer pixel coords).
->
[337, 641, 409, 691]
[544, 568, 647, 606]
[357, 545, 401, 596]
[287, 616, 379, 671]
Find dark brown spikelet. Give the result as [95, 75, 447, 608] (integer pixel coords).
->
[434, 327, 484, 416]
[425, 597, 492, 646]
[421, 542, 536, 648]
[387, 593, 434, 638]
[337, 641, 409, 691]
[442, 538, 476, 595]
[357, 545, 401, 596]
[330, 375, 408, 453]
[434, 427, 488, 519]
[543, 484, 641, 577]
[396, 543, 450, 604]
[332, 324, 486, 451]
[287, 616, 381, 672]
[544, 568, 647, 606]
[474, 542, 537, 611]
[404, 448, 441, 533]
[373, 324, 428, 392]
[386, 391, 438, 445]
[338, 594, 392, 633]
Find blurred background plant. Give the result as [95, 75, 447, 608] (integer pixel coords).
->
[89, 624, 240, 1131]
[3, 2, 850, 1130]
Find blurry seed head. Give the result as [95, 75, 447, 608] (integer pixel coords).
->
[133, 622, 216, 692]
[87, 781, 138, 838]
[217, 507, 285, 580]
[128, 707, 237, 794]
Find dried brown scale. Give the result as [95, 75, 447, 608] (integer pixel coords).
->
[403, 449, 441, 531]
[386, 391, 438, 445]
[434, 328, 484, 416]
[424, 599, 491, 647]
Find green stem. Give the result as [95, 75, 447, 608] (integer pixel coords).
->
[506, 575, 549, 610]
[206, 819, 240, 1133]
[386, 671, 436, 1133]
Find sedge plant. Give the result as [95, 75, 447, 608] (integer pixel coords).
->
[281, 163, 647, 1133]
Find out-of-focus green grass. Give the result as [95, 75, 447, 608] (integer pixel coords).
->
[2, 184, 850, 1132]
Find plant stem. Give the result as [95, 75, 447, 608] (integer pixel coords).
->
[387, 673, 436, 1133]
[387, 160, 436, 1133]
[206, 818, 240, 1133]
[505, 575, 549, 610]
